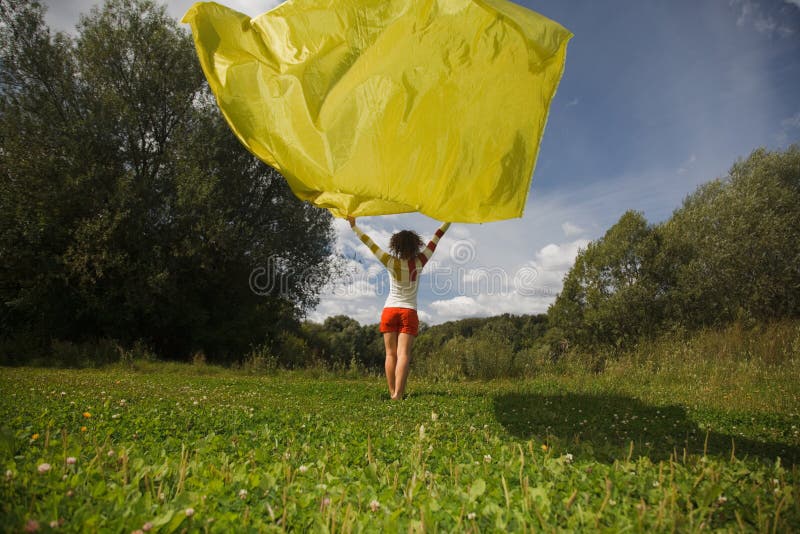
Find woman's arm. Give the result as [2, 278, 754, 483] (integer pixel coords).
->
[418, 221, 451, 266]
[349, 217, 392, 267]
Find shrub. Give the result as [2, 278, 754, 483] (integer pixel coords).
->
[242, 344, 278, 374]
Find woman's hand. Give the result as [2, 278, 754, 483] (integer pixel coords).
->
[347, 216, 356, 227]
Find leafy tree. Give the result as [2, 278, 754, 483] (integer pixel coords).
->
[0, 0, 84, 345]
[0, 0, 335, 363]
[547, 146, 800, 351]
[664, 146, 800, 326]
[548, 211, 665, 348]
[304, 315, 383, 369]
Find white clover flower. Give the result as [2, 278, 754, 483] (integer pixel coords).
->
[483, 454, 492, 463]
[5, 469, 13, 479]
[298, 465, 308, 474]
[185, 508, 194, 517]
[717, 495, 727, 504]
[142, 522, 153, 531]
[107, 450, 115, 457]
[652, 481, 660, 487]
[239, 489, 248, 499]
[50, 520, 59, 528]
[38, 463, 51, 474]
[369, 500, 380, 512]
[564, 453, 574, 463]
[467, 512, 476, 520]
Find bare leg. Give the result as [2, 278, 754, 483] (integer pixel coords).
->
[391, 333, 415, 400]
[383, 332, 398, 398]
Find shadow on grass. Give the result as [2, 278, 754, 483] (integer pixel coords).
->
[493, 393, 799, 465]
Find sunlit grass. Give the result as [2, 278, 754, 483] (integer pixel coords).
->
[1, 359, 798, 532]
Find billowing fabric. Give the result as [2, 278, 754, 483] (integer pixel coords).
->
[183, 1, 572, 223]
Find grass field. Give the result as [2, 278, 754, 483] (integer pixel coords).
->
[1, 362, 798, 532]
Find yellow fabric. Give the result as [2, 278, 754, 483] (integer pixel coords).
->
[182, 1, 572, 223]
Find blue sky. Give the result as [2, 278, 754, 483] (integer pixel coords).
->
[44, 0, 800, 324]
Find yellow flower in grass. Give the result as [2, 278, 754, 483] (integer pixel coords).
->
[541, 444, 549, 452]
[80, 426, 87, 432]
[82, 412, 91, 418]
[32, 433, 39, 440]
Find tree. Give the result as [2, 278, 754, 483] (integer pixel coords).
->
[548, 211, 665, 348]
[1, 0, 335, 363]
[0, 0, 84, 345]
[664, 146, 800, 326]
[547, 146, 800, 351]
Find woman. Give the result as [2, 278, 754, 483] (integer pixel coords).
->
[348, 217, 451, 400]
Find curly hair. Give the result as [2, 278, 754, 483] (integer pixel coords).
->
[389, 230, 424, 260]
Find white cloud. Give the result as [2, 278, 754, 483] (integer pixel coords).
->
[429, 296, 481, 320]
[561, 221, 584, 237]
[677, 153, 697, 175]
[732, 0, 753, 27]
[729, 0, 795, 37]
[309, 159, 719, 326]
[314, 211, 593, 325]
[224, 1, 284, 16]
[534, 239, 590, 273]
[776, 111, 800, 145]
[754, 16, 778, 34]
[782, 112, 800, 129]
[42, 0, 284, 34]
[404, 236, 588, 322]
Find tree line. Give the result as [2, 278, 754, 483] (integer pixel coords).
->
[2, 0, 798, 372]
[0, 0, 334, 365]
[548, 145, 800, 351]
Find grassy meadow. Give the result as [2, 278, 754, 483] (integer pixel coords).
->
[1, 350, 799, 533]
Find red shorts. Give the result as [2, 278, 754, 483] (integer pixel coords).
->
[380, 307, 419, 336]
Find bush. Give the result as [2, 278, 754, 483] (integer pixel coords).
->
[414, 330, 520, 380]
[242, 344, 278, 374]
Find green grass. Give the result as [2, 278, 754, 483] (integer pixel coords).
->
[1, 363, 798, 532]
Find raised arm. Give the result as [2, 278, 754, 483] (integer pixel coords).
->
[349, 217, 392, 267]
[417, 222, 451, 266]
